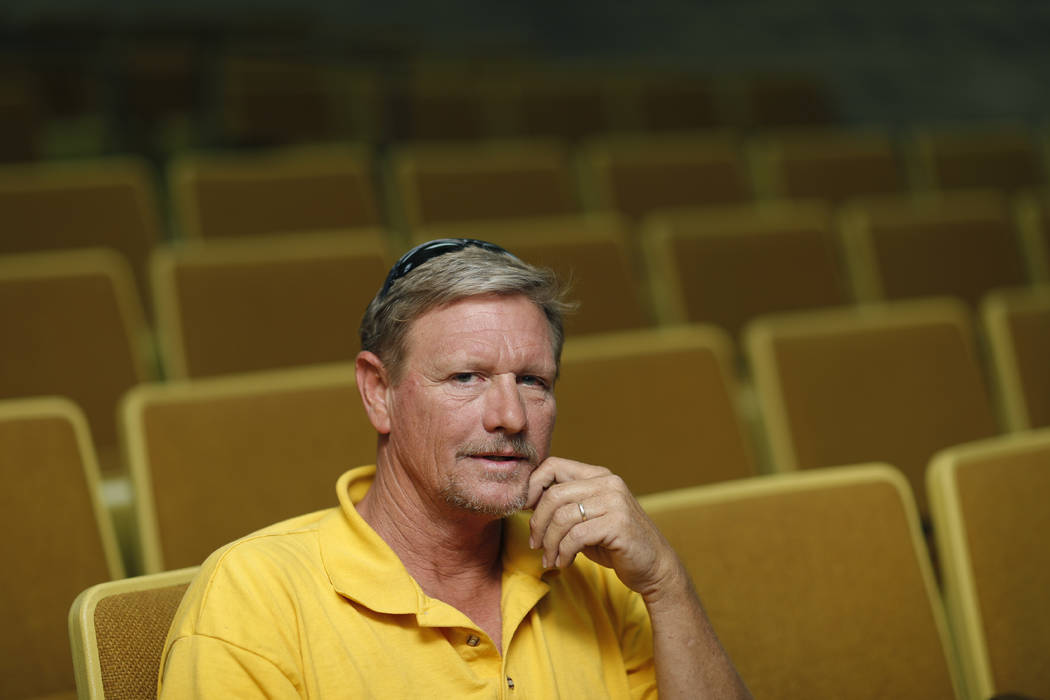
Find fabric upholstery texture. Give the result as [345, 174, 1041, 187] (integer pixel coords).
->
[642, 466, 959, 699]
[748, 300, 998, 513]
[555, 326, 755, 493]
[0, 400, 118, 699]
[929, 432, 1050, 699]
[170, 147, 379, 239]
[125, 366, 376, 572]
[644, 201, 847, 338]
[93, 584, 191, 700]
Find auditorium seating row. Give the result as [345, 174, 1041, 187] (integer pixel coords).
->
[3, 396, 1046, 699]
[4, 49, 842, 160]
[2, 129, 1049, 699]
[2, 223, 1048, 487]
[4, 125, 1049, 242]
[4, 290, 1049, 571]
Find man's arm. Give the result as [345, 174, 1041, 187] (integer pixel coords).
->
[526, 457, 752, 700]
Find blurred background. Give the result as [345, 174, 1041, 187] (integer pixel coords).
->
[4, 0, 1050, 163]
[4, 4, 1050, 698]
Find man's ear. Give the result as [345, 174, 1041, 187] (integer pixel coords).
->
[355, 351, 392, 435]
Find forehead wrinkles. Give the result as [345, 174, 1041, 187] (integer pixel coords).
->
[405, 302, 555, 375]
[445, 331, 552, 372]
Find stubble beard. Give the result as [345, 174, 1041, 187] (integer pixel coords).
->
[442, 434, 539, 517]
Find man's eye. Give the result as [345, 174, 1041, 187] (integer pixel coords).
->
[519, 375, 548, 389]
[452, 373, 476, 383]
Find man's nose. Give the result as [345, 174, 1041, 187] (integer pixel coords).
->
[483, 375, 527, 434]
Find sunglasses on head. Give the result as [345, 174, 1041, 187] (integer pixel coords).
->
[378, 238, 518, 299]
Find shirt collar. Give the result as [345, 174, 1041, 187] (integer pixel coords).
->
[319, 466, 552, 617]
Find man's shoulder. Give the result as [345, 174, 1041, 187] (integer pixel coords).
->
[194, 508, 335, 599]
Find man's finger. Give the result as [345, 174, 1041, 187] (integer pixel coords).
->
[529, 479, 600, 547]
[526, 457, 609, 509]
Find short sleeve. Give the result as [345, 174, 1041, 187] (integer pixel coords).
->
[159, 635, 302, 699]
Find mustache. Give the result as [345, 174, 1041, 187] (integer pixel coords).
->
[456, 434, 540, 465]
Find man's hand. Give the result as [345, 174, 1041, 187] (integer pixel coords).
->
[526, 456, 753, 699]
[525, 457, 682, 602]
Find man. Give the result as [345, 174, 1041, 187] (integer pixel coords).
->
[158, 239, 751, 698]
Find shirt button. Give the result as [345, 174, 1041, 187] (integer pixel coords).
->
[507, 677, 515, 689]
[466, 634, 480, 647]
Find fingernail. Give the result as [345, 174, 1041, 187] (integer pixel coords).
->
[541, 554, 548, 568]
[528, 536, 535, 549]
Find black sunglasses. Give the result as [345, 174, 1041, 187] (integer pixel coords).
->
[378, 238, 518, 299]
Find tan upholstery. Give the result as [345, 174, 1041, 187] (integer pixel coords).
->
[122, 364, 376, 572]
[914, 124, 1045, 191]
[752, 127, 904, 201]
[0, 250, 153, 474]
[0, 157, 163, 309]
[642, 200, 848, 338]
[69, 567, 197, 700]
[151, 231, 390, 378]
[389, 140, 578, 229]
[0, 398, 123, 700]
[579, 132, 751, 218]
[927, 430, 1050, 700]
[416, 214, 651, 335]
[841, 191, 1029, 306]
[554, 326, 755, 494]
[746, 298, 998, 513]
[169, 144, 380, 240]
[641, 465, 963, 699]
[981, 286, 1050, 430]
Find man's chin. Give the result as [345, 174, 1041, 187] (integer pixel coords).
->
[441, 478, 529, 518]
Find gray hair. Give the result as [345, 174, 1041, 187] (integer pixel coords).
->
[359, 246, 575, 384]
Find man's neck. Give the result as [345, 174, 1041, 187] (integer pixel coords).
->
[357, 462, 507, 649]
[358, 469, 504, 582]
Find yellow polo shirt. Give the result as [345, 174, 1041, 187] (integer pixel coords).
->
[158, 466, 656, 699]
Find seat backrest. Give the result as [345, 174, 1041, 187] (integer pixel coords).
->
[579, 132, 752, 218]
[913, 124, 1045, 191]
[151, 231, 390, 378]
[752, 127, 904, 201]
[0, 398, 123, 700]
[389, 140, 578, 229]
[69, 567, 198, 700]
[0, 249, 152, 474]
[0, 157, 163, 310]
[415, 213, 650, 335]
[123, 364, 376, 572]
[554, 325, 755, 494]
[746, 297, 998, 513]
[643, 200, 848, 338]
[841, 191, 1030, 307]
[980, 286, 1050, 430]
[641, 465, 963, 699]
[169, 144, 380, 239]
[927, 430, 1050, 700]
